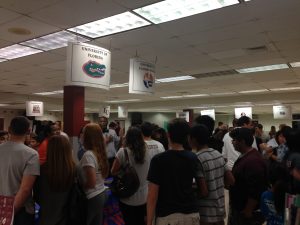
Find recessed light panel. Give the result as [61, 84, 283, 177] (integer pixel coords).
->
[0, 44, 42, 60]
[160, 96, 184, 99]
[134, 0, 238, 24]
[156, 75, 195, 83]
[270, 87, 300, 91]
[236, 64, 289, 73]
[34, 90, 63, 95]
[68, 12, 151, 38]
[239, 89, 269, 94]
[21, 31, 89, 51]
[290, 62, 300, 68]
[105, 99, 141, 103]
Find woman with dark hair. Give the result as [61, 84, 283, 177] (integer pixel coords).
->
[35, 135, 76, 225]
[111, 127, 156, 225]
[79, 123, 109, 225]
[151, 127, 169, 150]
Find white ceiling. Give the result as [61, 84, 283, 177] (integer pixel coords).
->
[0, 0, 300, 115]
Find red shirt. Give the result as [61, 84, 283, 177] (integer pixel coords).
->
[39, 138, 49, 165]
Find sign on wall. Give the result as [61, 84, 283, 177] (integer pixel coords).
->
[66, 42, 111, 89]
[26, 101, 44, 117]
[129, 58, 155, 94]
[118, 106, 128, 118]
[176, 111, 189, 122]
[273, 105, 292, 119]
[234, 107, 252, 119]
[99, 106, 110, 118]
[200, 109, 215, 120]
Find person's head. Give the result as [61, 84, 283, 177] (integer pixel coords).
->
[0, 130, 9, 144]
[46, 135, 75, 191]
[218, 121, 223, 127]
[55, 121, 62, 130]
[152, 127, 169, 150]
[29, 133, 40, 150]
[194, 115, 215, 135]
[270, 125, 276, 132]
[232, 118, 238, 127]
[125, 127, 146, 164]
[141, 122, 154, 138]
[189, 124, 210, 151]
[230, 127, 254, 153]
[275, 130, 285, 145]
[83, 123, 109, 178]
[108, 121, 117, 129]
[237, 116, 253, 129]
[167, 118, 190, 146]
[44, 122, 60, 138]
[9, 116, 30, 137]
[98, 116, 108, 130]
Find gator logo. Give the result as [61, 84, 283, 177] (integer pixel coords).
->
[82, 61, 106, 78]
[143, 72, 154, 88]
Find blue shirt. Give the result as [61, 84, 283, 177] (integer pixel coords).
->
[260, 191, 284, 225]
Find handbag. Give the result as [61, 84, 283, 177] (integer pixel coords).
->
[0, 195, 14, 225]
[111, 148, 140, 198]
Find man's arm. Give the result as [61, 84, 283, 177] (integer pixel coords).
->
[14, 175, 37, 213]
[147, 182, 159, 225]
[242, 198, 258, 218]
[195, 177, 208, 197]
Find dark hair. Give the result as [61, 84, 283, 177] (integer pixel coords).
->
[152, 127, 169, 150]
[109, 121, 117, 128]
[10, 116, 30, 136]
[190, 124, 210, 146]
[46, 135, 75, 191]
[237, 116, 251, 127]
[141, 122, 153, 137]
[43, 121, 55, 137]
[286, 128, 300, 153]
[167, 118, 190, 145]
[194, 115, 215, 135]
[257, 124, 263, 129]
[281, 126, 292, 139]
[232, 118, 238, 127]
[229, 128, 254, 147]
[125, 127, 146, 164]
[0, 130, 8, 137]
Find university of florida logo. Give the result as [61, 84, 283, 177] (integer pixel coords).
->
[143, 72, 154, 88]
[82, 60, 106, 78]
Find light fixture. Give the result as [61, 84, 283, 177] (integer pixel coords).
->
[134, 0, 239, 24]
[160, 96, 184, 99]
[68, 11, 151, 38]
[236, 64, 289, 73]
[270, 87, 300, 91]
[0, 44, 42, 60]
[0, 58, 7, 63]
[0, 104, 9, 107]
[239, 89, 269, 94]
[34, 90, 63, 95]
[210, 92, 236, 96]
[110, 83, 129, 88]
[183, 94, 209, 97]
[21, 31, 89, 51]
[156, 75, 195, 83]
[290, 62, 300, 68]
[105, 99, 141, 103]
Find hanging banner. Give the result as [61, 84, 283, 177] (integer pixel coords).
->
[176, 111, 190, 122]
[273, 105, 292, 119]
[99, 106, 110, 118]
[200, 109, 215, 120]
[118, 106, 128, 118]
[26, 101, 44, 117]
[234, 107, 252, 119]
[66, 42, 111, 89]
[129, 58, 155, 94]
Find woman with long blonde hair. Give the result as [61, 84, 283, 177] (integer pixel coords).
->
[80, 123, 109, 225]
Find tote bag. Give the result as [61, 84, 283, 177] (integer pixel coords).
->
[0, 196, 14, 225]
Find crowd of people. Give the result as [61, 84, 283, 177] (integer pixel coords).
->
[0, 115, 300, 225]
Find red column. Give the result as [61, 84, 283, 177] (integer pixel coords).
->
[63, 86, 85, 137]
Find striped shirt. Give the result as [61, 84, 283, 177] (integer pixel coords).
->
[196, 148, 227, 223]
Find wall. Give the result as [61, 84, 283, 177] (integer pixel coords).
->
[0, 109, 23, 130]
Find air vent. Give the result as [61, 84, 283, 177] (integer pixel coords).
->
[14, 83, 27, 86]
[191, 69, 239, 79]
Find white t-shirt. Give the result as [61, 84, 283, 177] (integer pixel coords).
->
[80, 151, 106, 199]
[145, 139, 165, 157]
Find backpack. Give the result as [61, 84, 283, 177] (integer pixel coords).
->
[67, 177, 87, 225]
[111, 148, 140, 198]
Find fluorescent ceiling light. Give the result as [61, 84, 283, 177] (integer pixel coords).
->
[0, 104, 9, 107]
[290, 62, 300, 68]
[161, 96, 184, 99]
[0, 44, 42, 60]
[156, 75, 195, 83]
[21, 31, 89, 51]
[49, 109, 63, 112]
[0, 58, 7, 63]
[34, 90, 63, 95]
[236, 64, 289, 73]
[134, 0, 238, 24]
[211, 92, 236, 96]
[239, 89, 269, 94]
[68, 12, 151, 38]
[184, 94, 209, 97]
[110, 83, 129, 88]
[270, 87, 300, 91]
[105, 99, 141, 103]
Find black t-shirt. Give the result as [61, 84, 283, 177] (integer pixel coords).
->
[147, 150, 202, 217]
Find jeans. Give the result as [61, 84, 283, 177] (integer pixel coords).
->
[86, 191, 108, 225]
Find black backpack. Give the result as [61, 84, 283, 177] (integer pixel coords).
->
[111, 148, 140, 198]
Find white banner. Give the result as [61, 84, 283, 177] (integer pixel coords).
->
[129, 58, 155, 94]
[176, 111, 190, 122]
[234, 107, 252, 119]
[26, 101, 44, 116]
[200, 109, 215, 120]
[66, 42, 111, 89]
[99, 106, 110, 118]
[118, 106, 128, 118]
[273, 105, 292, 119]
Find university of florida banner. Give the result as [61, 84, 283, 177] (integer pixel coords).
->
[129, 58, 155, 94]
[66, 42, 111, 89]
[200, 109, 215, 120]
[273, 105, 292, 119]
[26, 101, 44, 117]
[234, 107, 252, 119]
[99, 106, 111, 118]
